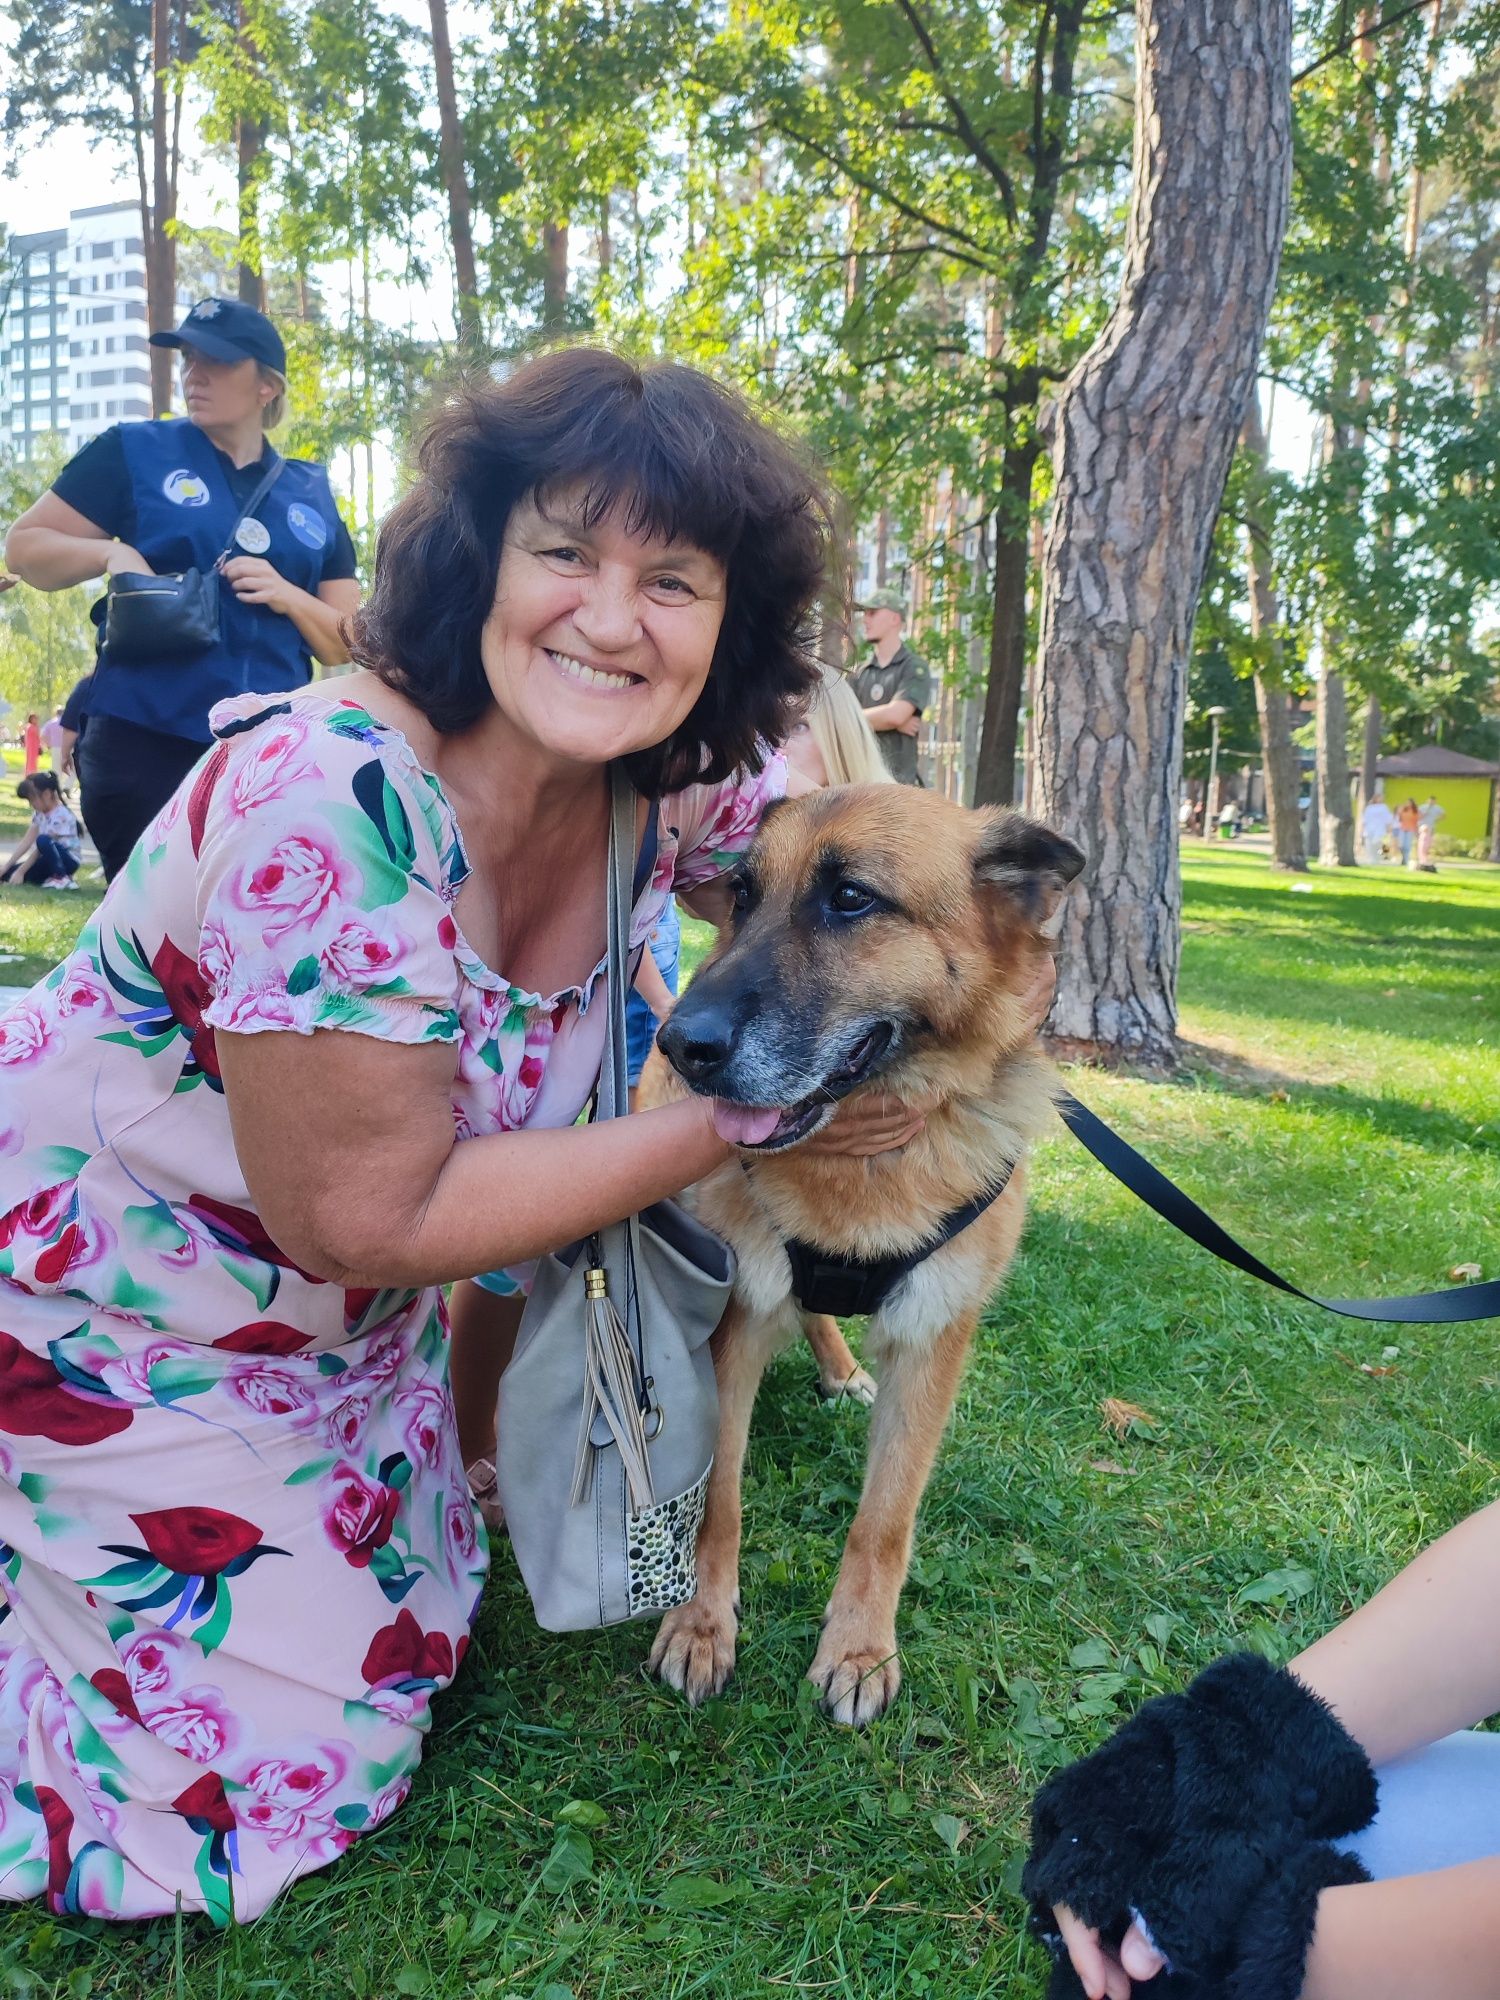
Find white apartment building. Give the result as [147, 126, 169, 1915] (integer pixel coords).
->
[2, 200, 155, 459]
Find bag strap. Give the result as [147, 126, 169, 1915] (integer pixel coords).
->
[596, 766, 639, 1126]
[213, 452, 286, 569]
[1057, 1092, 1500, 1325]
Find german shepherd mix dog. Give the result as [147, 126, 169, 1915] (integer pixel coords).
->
[643, 784, 1084, 1725]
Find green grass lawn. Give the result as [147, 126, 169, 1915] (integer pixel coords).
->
[3, 851, 1498, 1999]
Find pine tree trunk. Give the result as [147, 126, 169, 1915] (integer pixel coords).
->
[1033, 0, 1293, 1065]
[236, 121, 265, 310]
[148, 0, 176, 416]
[1359, 693, 1382, 814]
[1316, 669, 1356, 863]
[543, 221, 568, 332]
[428, 0, 480, 346]
[1242, 390, 1306, 869]
[971, 421, 1039, 806]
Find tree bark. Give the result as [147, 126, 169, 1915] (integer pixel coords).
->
[148, 0, 176, 416]
[1316, 667, 1356, 862]
[1359, 693, 1382, 814]
[971, 3, 1087, 804]
[543, 220, 568, 332]
[1242, 390, 1306, 868]
[428, 0, 480, 347]
[1033, 0, 1293, 1065]
[972, 418, 1039, 806]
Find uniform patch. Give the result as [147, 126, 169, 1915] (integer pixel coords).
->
[285, 501, 328, 551]
[869, 683, 885, 702]
[234, 517, 272, 554]
[164, 469, 210, 507]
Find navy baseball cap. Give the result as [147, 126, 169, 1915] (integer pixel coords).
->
[150, 297, 286, 374]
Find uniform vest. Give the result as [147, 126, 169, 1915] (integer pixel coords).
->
[90, 419, 344, 744]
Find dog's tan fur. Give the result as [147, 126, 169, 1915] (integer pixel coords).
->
[641, 785, 1080, 1725]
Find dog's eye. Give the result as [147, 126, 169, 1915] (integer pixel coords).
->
[830, 881, 876, 917]
[729, 875, 752, 912]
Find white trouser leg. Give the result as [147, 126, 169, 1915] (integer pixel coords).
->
[1341, 1731, 1500, 1880]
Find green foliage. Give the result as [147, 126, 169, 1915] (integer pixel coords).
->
[0, 441, 98, 719]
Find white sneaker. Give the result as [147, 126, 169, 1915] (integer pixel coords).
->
[40, 877, 74, 891]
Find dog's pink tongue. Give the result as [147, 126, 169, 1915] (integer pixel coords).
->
[711, 1100, 784, 1147]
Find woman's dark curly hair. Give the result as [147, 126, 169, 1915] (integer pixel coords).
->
[353, 348, 835, 795]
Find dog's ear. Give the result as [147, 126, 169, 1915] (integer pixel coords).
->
[973, 811, 1087, 938]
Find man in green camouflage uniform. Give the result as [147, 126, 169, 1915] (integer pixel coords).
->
[850, 586, 933, 786]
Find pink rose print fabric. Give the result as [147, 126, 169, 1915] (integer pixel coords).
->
[0, 692, 782, 1923]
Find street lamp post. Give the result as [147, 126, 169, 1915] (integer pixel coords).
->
[1205, 706, 1229, 835]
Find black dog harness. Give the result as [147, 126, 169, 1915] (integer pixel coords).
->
[764, 1161, 1016, 1319]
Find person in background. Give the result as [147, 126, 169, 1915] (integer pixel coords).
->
[55, 672, 92, 784]
[21, 711, 41, 775]
[627, 905, 682, 1112]
[1396, 796, 1420, 868]
[3, 297, 360, 880]
[0, 772, 82, 890]
[1416, 793, 1445, 873]
[38, 707, 65, 771]
[850, 585, 932, 785]
[1360, 789, 1395, 864]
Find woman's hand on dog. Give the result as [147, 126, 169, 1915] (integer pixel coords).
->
[798, 1090, 937, 1156]
[1054, 1908, 1164, 2000]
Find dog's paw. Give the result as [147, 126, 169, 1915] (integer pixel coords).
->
[648, 1598, 738, 1706]
[806, 1637, 902, 1727]
[815, 1364, 878, 1408]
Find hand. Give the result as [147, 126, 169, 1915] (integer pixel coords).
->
[1055, 1907, 1164, 2000]
[797, 1087, 939, 1157]
[104, 544, 154, 579]
[221, 554, 297, 616]
[898, 713, 921, 737]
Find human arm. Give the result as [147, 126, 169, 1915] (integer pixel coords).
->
[633, 942, 677, 1021]
[5, 490, 152, 589]
[219, 559, 359, 664]
[1047, 1499, 1500, 2000]
[57, 728, 78, 779]
[860, 694, 919, 733]
[216, 1027, 736, 1286]
[1, 821, 40, 882]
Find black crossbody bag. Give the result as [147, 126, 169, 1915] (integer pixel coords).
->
[103, 454, 285, 666]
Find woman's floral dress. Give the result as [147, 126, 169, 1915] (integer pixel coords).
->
[0, 693, 779, 1924]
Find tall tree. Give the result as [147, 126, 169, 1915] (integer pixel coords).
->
[428, 0, 481, 346]
[1242, 390, 1308, 869]
[1034, 0, 1293, 1064]
[3, 0, 192, 414]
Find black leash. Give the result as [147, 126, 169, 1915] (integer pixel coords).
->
[1057, 1093, 1500, 1325]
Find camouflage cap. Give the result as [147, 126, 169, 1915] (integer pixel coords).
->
[857, 585, 908, 615]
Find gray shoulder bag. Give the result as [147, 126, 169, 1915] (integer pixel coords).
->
[493, 769, 734, 1631]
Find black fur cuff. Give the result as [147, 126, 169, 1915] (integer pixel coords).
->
[1024, 1653, 1377, 1994]
[1038, 1838, 1370, 2000]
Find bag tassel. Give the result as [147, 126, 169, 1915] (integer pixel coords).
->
[571, 1263, 656, 1514]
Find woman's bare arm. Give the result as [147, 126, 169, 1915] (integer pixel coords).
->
[216, 1027, 733, 1287]
[1293, 1498, 1500, 1765]
[5, 490, 151, 589]
[216, 1025, 928, 1287]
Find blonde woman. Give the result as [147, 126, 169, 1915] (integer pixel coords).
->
[784, 666, 896, 789]
[4, 297, 359, 877]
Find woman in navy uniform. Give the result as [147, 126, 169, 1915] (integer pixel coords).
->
[4, 298, 360, 877]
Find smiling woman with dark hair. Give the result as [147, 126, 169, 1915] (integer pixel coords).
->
[0, 346, 926, 1925]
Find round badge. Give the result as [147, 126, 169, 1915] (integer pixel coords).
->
[164, 469, 210, 507]
[235, 517, 272, 554]
[285, 501, 328, 552]
[869, 683, 885, 702]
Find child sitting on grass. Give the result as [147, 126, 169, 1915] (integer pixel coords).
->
[0, 771, 83, 890]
